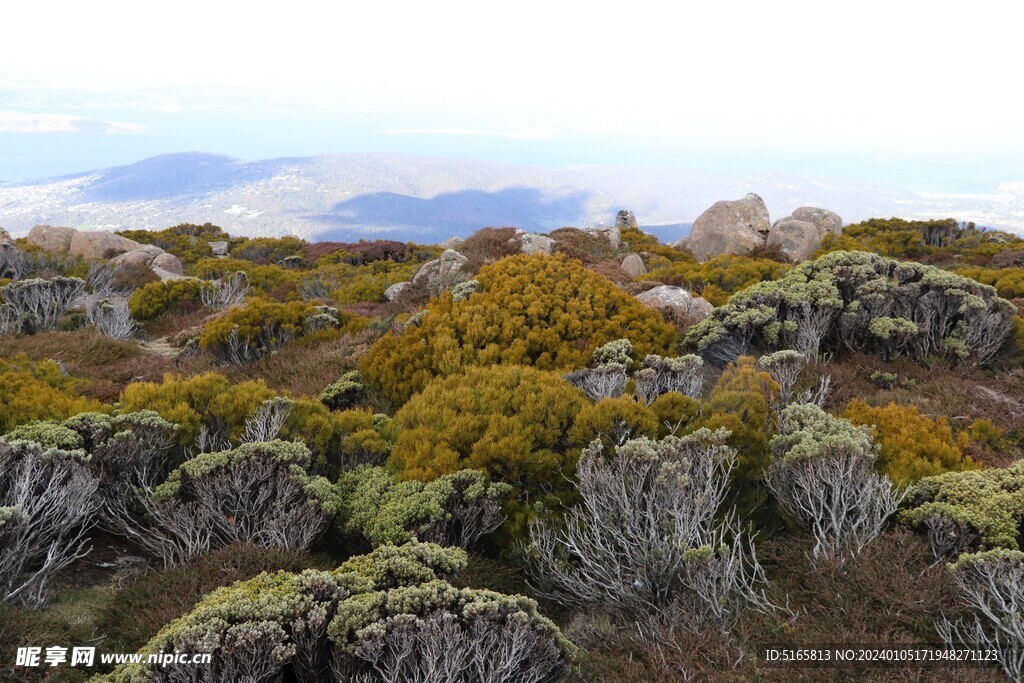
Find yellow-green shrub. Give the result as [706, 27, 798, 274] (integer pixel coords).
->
[361, 253, 677, 406]
[191, 258, 300, 296]
[128, 279, 206, 319]
[117, 373, 385, 468]
[567, 395, 658, 447]
[642, 255, 790, 306]
[0, 355, 103, 432]
[387, 366, 591, 539]
[843, 399, 978, 484]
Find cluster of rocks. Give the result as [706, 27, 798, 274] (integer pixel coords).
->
[676, 194, 842, 262]
[26, 225, 185, 280]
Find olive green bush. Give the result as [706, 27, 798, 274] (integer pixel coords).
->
[685, 250, 1016, 365]
[336, 466, 512, 548]
[902, 461, 1024, 560]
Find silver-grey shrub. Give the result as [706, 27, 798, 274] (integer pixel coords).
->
[563, 363, 628, 401]
[0, 439, 99, 606]
[0, 276, 85, 334]
[201, 270, 250, 310]
[528, 430, 771, 630]
[633, 353, 704, 404]
[85, 295, 136, 339]
[936, 549, 1024, 681]
[766, 403, 904, 560]
[97, 543, 574, 683]
[686, 250, 1016, 365]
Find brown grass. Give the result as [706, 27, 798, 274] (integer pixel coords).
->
[0, 329, 174, 402]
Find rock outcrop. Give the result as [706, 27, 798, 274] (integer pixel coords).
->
[210, 240, 230, 257]
[0, 228, 12, 247]
[517, 232, 554, 256]
[686, 193, 771, 262]
[412, 248, 470, 296]
[383, 281, 410, 301]
[766, 207, 843, 261]
[615, 210, 638, 229]
[636, 285, 714, 321]
[27, 225, 77, 254]
[620, 253, 646, 278]
[28, 225, 184, 280]
[69, 231, 141, 260]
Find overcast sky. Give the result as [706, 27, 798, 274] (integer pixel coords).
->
[1, 1, 1022, 186]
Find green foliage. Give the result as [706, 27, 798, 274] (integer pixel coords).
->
[954, 266, 1024, 299]
[336, 466, 512, 546]
[818, 217, 1023, 261]
[591, 338, 634, 368]
[230, 236, 308, 264]
[567, 395, 659, 448]
[771, 403, 876, 466]
[117, 373, 384, 468]
[843, 399, 978, 484]
[128, 278, 205, 319]
[118, 223, 227, 265]
[361, 253, 677, 406]
[154, 439, 337, 511]
[902, 461, 1024, 551]
[192, 257, 301, 297]
[389, 365, 587, 484]
[199, 298, 350, 363]
[319, 371, 365, 410]
[685, 250, 1017, 365]
[388, 366, 590, 541]
[0, 355, 102, 432]
[643, 254, 791, 306]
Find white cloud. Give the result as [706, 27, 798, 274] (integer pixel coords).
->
[0, 111, 145, 134]
[381, 127, 557, 140]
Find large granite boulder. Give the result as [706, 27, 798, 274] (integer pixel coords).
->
[70, 231, 141, 259]
[636, 285, 714, 321]
[111, 246, 184, 275]
[686, 193, 771, 262]
[620, 253, 646, 278]
[766, 207, 843, 261]
[152, 252, 184, 275]
[383, 281, 411, 301]
[27, 225, 77, 254]
[517, 232, 553, 255]
[766, 219, 820, 262]
[791, 206, 843, 237]
[210, 240, 230, 257]
[412, 248, 470, 296]
[615, 210, 638, 229]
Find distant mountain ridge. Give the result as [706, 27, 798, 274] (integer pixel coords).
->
[1, 152, 1021, 242]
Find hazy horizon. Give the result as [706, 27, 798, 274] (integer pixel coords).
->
[3, 1, 1023, 203]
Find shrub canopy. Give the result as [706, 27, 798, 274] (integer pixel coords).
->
[361, 253, 676, 406]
